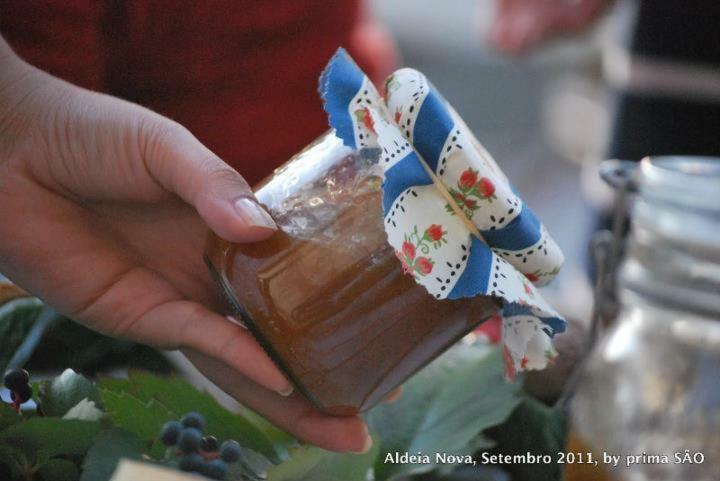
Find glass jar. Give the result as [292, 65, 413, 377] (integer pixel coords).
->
[205, 132, 500, 415]
[572, 156, 720, 481]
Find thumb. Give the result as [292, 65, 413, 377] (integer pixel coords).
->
[143, 120, 277, 242]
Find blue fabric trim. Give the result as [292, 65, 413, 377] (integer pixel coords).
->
[448, 236, 492, 299]
[382, 154, 434, 215]
[502, 303, 566, 336]
[412, 89, 454, 171]
[540, 314, 567, 335]
[480, 206, 542, 251]
[318, 48, 364, 149]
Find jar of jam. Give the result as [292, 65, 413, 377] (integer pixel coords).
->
[205, 132, 500, 415]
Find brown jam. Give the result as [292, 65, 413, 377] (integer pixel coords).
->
[205, 133, 500, 415]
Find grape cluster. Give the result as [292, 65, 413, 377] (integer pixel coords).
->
[3, 368, 32, 411]
[160, 412, 243, 480]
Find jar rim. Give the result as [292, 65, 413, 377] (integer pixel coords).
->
[639, 156, 720, 210]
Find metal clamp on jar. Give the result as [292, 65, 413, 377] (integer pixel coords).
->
[572, 156, 720, 481]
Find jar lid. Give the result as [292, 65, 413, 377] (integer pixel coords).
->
[319, 48, 567, 378]
[623, 156, 720, 318]
[638, 156, 720, 211]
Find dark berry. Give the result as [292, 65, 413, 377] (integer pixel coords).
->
[180, 412, 205, 431]
[203, 459, 228, 480]
[4, 369, 29, 391]
[11, 384, 32, 404]
[160, 420, 183, 446]
[219, 440, 242, 463]
[178, 453, 204, 472]
[177, 427, 202, 453]
[202, 435, 218, 452]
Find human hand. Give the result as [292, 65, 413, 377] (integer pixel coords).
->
[489, 0, 613, 55]
[0, 39, 370, 453]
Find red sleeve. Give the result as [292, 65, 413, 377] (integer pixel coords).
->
[0, 0, 106, 90]
[1, 0, 396, 185]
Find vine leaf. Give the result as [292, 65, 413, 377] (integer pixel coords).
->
[100, 372, 284, 463]
[485, 397, 568, 481]
[37, 458, 79, 481]
[38, 369, 102, 417]
[267, 434, 379, 481]
[100, 389, 176, 444]
[80, 428, 145, 481]
[0, 418, 100, 470]
[367, 344, 521, 481]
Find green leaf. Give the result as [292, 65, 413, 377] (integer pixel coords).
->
[62, 399, 104, 422]
[267, 435, 379, 481]
[0, 442, 27, 479]
[36, 458, 79, 481]
[80, 429, 145, 481]
[485, 397, 568, 481]
[0, 418, 100, 465]
[0, 401, 23, 431]
[38, 369, 102, 418]
[100, 372, 282, 463]
[0, 297, 44, 373]
[367, 344, 521, 481]
[236, 404, 298, 452]
[100, 390, 175, 442]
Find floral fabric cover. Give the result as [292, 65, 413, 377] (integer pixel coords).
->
[319, 49, 566, 378]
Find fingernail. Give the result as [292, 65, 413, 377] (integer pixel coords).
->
[277, 385, 294, 397]
[233, 198, 277, 230]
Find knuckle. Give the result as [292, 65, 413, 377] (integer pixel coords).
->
[138, 117, 186, 158]
[205, 162, 244, 187]
[199, 158, 252, 198]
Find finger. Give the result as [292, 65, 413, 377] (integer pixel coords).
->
[185, 349, 372, 454]
[490, 8, 539, 54]
[507, 9, 548, 52]
[142, 120, 277, 242]
[557, 0, 610, 31]
[114, 293, 292, 395]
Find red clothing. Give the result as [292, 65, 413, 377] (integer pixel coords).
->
[1, 0, 391, 184]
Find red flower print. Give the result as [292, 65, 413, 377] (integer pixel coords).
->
[459, 169, 478, 190]
[363, 108, 375, 133]
[477, 177, 495, 198]
[399, 224, 445, 279]
[395, 250, 413, 275]
[446, 169, 496, 219]
[402, 241, 416, 260]
[355, 107, 375, 134]
[474, 313, 502, 344]
[416, 257, 433, 275]
[524, 282, 533, 296]
[525, 273, 540, 283]
[394, 109, 402, 124]
[426, 224, 443, 242]
[520, 356, 529, 369]
[502, 344, 517, 381]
